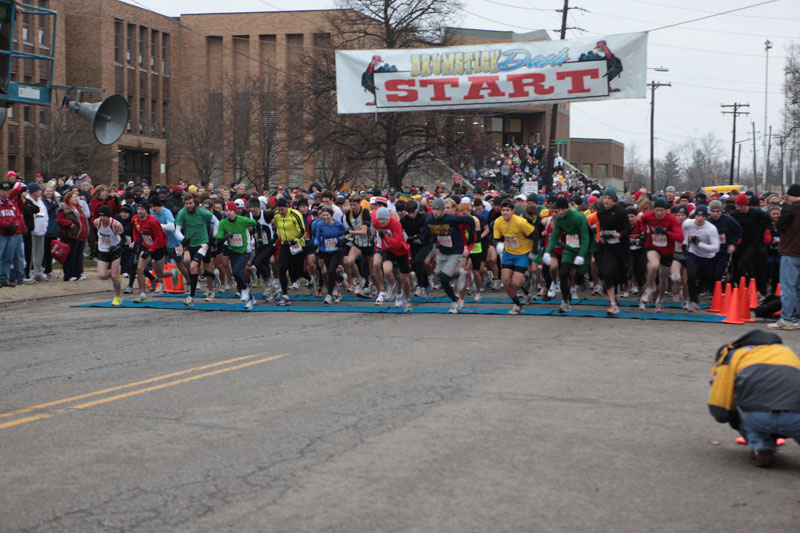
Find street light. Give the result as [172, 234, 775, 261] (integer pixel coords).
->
[647, 67, 670, 193]
[761, 40, 772, 194]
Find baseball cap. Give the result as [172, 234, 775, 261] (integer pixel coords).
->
[234, 198, 246, 208]
[225, 201, 238, 211]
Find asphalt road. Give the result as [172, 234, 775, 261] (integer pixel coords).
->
[1, 293, 799, 532]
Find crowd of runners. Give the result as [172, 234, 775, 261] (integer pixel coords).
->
[3, 164, 799, 329]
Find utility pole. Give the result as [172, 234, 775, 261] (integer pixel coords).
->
[762, 39, 772, 193]
[752, 122, 758, 193]
[721, 103, 749, 185]
[737, 143, 742, 181]
[648, 81, 670, 193]
[544, 0, 570, 193]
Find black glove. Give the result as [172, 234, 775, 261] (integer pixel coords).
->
[638, 234, 647, 247]
[654, 227, 668, 235]
[4, 224, 17, 236]
[221, 232, 234, 242]
[377, 230, 387, 238]
[140, 249, 150, 259]
[689, 236, 699, 245]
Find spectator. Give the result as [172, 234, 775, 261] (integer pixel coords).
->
[25, 182, 48, 281]
[770, 184, 800, 329]
[56, 189, 88, 281]
[42, 184, 60, 279]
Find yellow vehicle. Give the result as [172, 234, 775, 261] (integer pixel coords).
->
[703, 185, 741, 196]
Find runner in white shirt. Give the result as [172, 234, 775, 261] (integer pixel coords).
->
[94, 205, 125, 306]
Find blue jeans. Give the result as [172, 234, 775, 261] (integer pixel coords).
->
[228, 250, 251, 293]
[738, 409, 800, 452]
[779, 255, 800, 320]
[9, 232, 25, 281]
[0, 233, 19, 282]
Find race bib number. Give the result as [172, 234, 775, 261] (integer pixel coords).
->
[565, 234, 580, 248]
[719, 233, 726, 243]
[437, 235, 453, 248]
[675, 240, 683, 253]
[198, 243, 209, 257]
[652, 233, 668, 247]
[290, 243, 302, 255]
[100, 235, 112, 247]
[505, 236, 519, 249]
[324, 238, 338, 251]
[143, 235, 153, 246]
[230, 234, 243, 247]
[175, 245, 183, 255]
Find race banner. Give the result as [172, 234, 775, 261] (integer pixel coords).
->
[336, 32, 647, 114]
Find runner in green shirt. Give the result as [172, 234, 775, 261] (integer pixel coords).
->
[217, 201, 257, 309]
[174, 193, 217, 306]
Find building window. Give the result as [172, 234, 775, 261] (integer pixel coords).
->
[39, 107, 47, 125]
[22, 24, 29, 42]
[23, 105, 31, 124]
[8, 155, 16, 171]
[139, 26, 147, 69]
[597, 164, 607, 177]
[7, 105, 14, 123]
[9, 132, 15, 147]
[582, 163, 592, 175]
[127, 24, 135, 67]
[162, 101, 168, 136]
[114, 20, 122, 63]
[161, 33, 169, 75]
[139, 97, 145, 133]
[151, 99, 157, 134]
[150, 30, 158, 71]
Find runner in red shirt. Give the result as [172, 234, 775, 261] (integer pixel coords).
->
[132, 202, 171, 303]
[639, 197, 684, 311]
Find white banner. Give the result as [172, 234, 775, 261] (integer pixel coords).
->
[336, 32, 647, 114]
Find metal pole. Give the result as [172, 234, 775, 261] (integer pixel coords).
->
[545, 0, 569, 193]
[737, 143, 742, 181]
[762, 40, 772, 193]
[752, 121, 758, 192]
[780, 135, 786, 193]
[650, 83, 655, 192]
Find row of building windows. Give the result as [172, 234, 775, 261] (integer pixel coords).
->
[113, 20, 170, 76]
[124, 98, 169, 137]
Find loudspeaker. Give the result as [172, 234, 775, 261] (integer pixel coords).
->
[67, 94, 128, 145]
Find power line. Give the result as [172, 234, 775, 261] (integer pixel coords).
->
[649, 0, 779, 32]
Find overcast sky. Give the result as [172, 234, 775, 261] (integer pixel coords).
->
[120, 0, 798, 177]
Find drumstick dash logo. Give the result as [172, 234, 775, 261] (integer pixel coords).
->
[361, 55, 398, 106]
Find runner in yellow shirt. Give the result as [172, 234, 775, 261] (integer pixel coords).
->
[493, 199, 537, 314]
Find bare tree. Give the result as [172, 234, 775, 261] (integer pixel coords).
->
[32, 101, 106, 177]
[624, 140, 647, 190]
[250, 75, 286, 193]
[172, 92, 224, 186]
[295, 1, 464, 190]
[680, 132, 726, 189]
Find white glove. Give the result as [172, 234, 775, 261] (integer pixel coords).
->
[496, 242, 504, 256]
[574, 255, 585, 266]
[542, 252, 551, 266]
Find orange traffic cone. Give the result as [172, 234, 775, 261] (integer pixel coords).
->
[776, 283, 781, 297]
[163, 264, 185, 293]
[722, 288, 744, 324]
[748, 278, 758, 309]
[740, 285, 755, 323]
[716, 283, 733, 316]
[707, 281, 723, 313]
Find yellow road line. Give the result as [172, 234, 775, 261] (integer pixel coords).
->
[0, 352, 276, 421]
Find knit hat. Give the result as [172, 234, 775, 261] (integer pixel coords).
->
[98, 205, 112, 217]
[674, 205, 689, 216]
[694, 204, 709, 217]
[787, 184, 800, 197]
[554, 197, 569, 209]
[432, 198, 446, 210]
[748, 195, 760, 207]
[602, 186, 617, 202]
[376, 207, 391, 220]
[654, 198, 669, 209]
[225, 201, 237, 211]
[709, 200, 723, 211]
[735, 193, 749, 206]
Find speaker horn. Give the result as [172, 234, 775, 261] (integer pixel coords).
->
[67, 94, 129, 145]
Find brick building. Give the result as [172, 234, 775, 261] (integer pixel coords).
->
[2, 2, 626, 189]
[567, 137, 625, 187]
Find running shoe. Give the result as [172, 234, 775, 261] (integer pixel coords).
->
[375, 291, 386, 305]
[768, 318, 800, 330]
[631, 286, 639, 295]
[183, 295, 194, 306]
[262, 286, 273, 301]
[537, 287, 546, 297]
[48, 273, 60, 279]
[448, 302, 459, 314]
[621, 290, 630, 298]
[324, 294, 334, 304]
[509, 304, 522, 315]
[111, 297, 123, 307]
[244, 297, 255, 310]
[456, 299, 464, 311]
[154, 281, 165, 294]
[278, 295, 291, 306]
[547, 282, 558, 299]
[204, 292, 215, 302]
[423, 285, 432, 299]
[655, 297, 664, 313]
[492, 279, 503, 290]
[240, 287, 250, 302]
[559, 302, 571, 313]
[170, 268, 180, 285]
[290, 281, 300, 290]
[123, 286, 133, 294]
[121, 273, 129, 278]
[386, 282, 397, 301]
[404, 301, 413, 312]
[606, 304, 620, 315]
[523, 291, 534, 305]
[394, 295, 404, 308]
[570, 287, 578, 301]
[414, 286, 423, 297]
[78, 274, 87, 281]
[686, 302, 700, 313]
[133, 296, 147, 304]
[474, 290, 483, 303]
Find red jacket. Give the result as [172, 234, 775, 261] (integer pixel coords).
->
[641, 211, 683, 253]
[56, 204, 88, 240]
[371, 212, 409, 257]
[0, 197, 22, 235]
[8, 181, 27, 235]
[132, 213, 167, 251]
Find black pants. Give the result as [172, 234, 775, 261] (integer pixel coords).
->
[43, 236, 54, 274]
[23, 233, 32, 277]
[411, 243, 432, 288]
[559, 260, 574, 300]
[733, 244, 767, 294]
[252, 245, 275, 280]
[319, 251, 343, 296]
[629, 248, 646, 288]
[711, 251, 732, 287]
[686, 253, 715, 303]
[278, 245, 305, 295]
[63, 237, 85, 280]
[597, 245, 628, 291]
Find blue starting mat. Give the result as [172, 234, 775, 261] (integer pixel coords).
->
[74, 299, 726, 323]
[153, 292, 702, 310]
